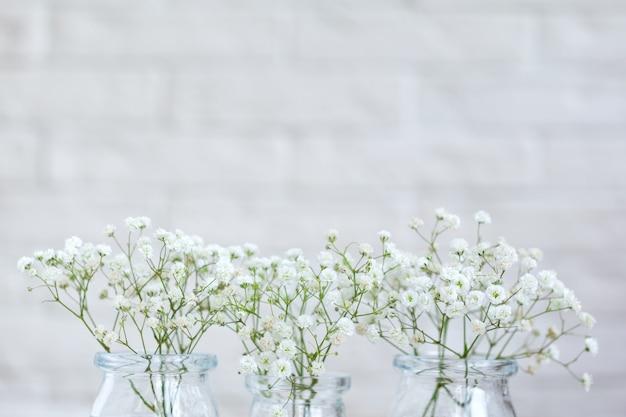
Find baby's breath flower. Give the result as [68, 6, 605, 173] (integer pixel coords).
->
[296, 315, 315, 329]
[409, 217, 424, 230]
[155, 228, 174, 244]
[474, 210, 492, 224]
[492, 241, 518, 270]
[450, 238, 469, 254]
[137, 237, 153, 259]
[103, 224, 116, 237]
[336, 317, 355, 337]
[452, 273, 470, 295]
[125, 216, 151, 231]
[471, 319, 487, 335]
[113, 295, 131, 312]
[356, 273, 374, 291]
[528, 248, 543, 261]
[285, 248, 303, 261]
[319, 268, 337, 284]
[520, 256, 538, 272]
[272, 322, 293, 339]
[94, 325, 117, 349]
[276, 339, 297, 359]
[258, 334, 275, 352]
[519, 273, 538, 294]
[400, 290, 418, 308]
[445, 301, 466, 318]
[317, 251, 334, 267]
[435, 208, 447, 220]
[438, 285, 458, 303]
[547, 345, 560, 361]
[584, 337, 599, 356]
[326, 229, 339, 243]
[486, 285, 508, 305]
[238, 356, 258, 375]
[416, 257, 429, 269]
[409, 332, 425, 348]
[330, 333, 346, 346]
[388, 328, 410, 350]
[415, 292, 433, 312]
[39, 249, 55, 263]
[366, 325, 380, 342]
[310, 360, 325, 376]
[236, 326, 252, 343]
[516, 292, 532, 306]
[229, 245, 244, 260]
[358, 243, 373, 256]
[563, 289, 582, 312]
[355, 322, 368, 336]
[578, 312, 596, 329]
[257, 352, 275, 371]
[269, 358, 292, 378]
[520, 319, 533, 332]
[466, 291, 485, 309]
[243, 243, 258, 257]
[581, 373, 593, 392]
[64, 236, 83, 256]
[43, 266, 69, 288]
[377, 230, 391, 242]
[408, 275, 432, 291]
[214, 257, 235, 284]
[96, 244, 111, 257]
[17, 256, 34, 273]
[491, 304, 513, 322]
[524, 363, 539, 375]
[537, 270, 557, 289]
[436, 208, 461, 229]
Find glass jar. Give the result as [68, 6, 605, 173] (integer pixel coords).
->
[91, 353, 219, 417]
[390, 355, 518, 417]
[245, 374, 351, 417]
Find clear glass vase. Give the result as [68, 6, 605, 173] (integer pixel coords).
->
[91, 353, 219, 417]
[245, 374, 351, 417]
[390, 355, 518, 417]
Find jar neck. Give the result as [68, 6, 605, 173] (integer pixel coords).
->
[391, 355, 518, 417]
[94, 352, 218, 376]
[246, 374, 351, 403]
[394, 355, 518, 381]
[91, 353, 219, 417]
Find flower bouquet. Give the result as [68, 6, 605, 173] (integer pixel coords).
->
[342, 209, 597, 416]
[223, 241, 371, 417]
[18, 217, 265, 417]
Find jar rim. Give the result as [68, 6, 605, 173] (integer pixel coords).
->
[245, 373, 351, 393]
[94, 352, 218, 374]
[394, 354, 518, 377]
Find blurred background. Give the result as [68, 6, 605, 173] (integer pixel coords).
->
[1, 0, 624, 416]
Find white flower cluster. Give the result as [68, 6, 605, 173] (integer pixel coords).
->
[348, 209, 596, 391]
[18, 217, 267, 355]
[231, 243, 365, 381]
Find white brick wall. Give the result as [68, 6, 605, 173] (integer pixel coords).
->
[1, 1, 624, 416]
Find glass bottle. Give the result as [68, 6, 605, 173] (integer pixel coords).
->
[390, 355, 518, 417]
[246, 374, 351, 417]
[91, 353, 219, 417]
